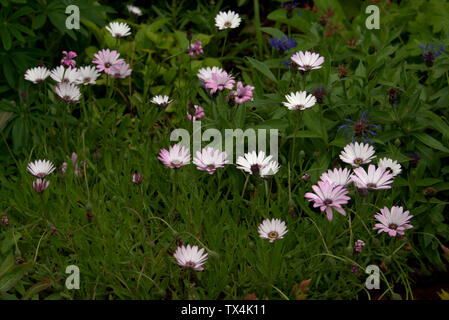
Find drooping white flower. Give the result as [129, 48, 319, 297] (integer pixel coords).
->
[373, 206, 413, 237]
[192, 147, 228, 175]
[105, 22, 131, 38]
[75, 66, 100, 85]
[127, 5, 142, 16]
[54, 83, 81, 103]
[24, 66, 50, 84]
[27, 159, 56, 178]
[320, 168, 352, 187]
[283, 91, 316, 111]
[291, 51, 325, 71]
[351, 164, 394, 190]
[151, 95, 173, 107]
[236, 150, 280, 178]
[50, 66, 80, 84]
[173, 244, 208, 271]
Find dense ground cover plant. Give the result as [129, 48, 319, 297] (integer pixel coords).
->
[1, 0, 449, 300]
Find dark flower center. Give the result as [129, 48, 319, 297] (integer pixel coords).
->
[324, 198, 333, 205]
[185, 261, 196, 268]
[268, 231, 279, 239]
[389, 223, 398, 230]
[354, 158, 363, 165]
[207, 164, 215, 170]
[250, 164, 261, 176]
[367, 183, 376, 189]
[105, 63, 111, 68]
[224, 21, 232, 27]
[84, 77, 91, 83]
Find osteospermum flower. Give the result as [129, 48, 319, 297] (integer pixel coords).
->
[378, 158, 402, 177]
[75, 66, 100, 85]
[258, 218, 288, 242]
[291, 50, 324, 71]
[61, 51, 77, 68]
[283, 91, 316, 111]
[351, 164, 394, 190]
[173, 244, 208, 271]
[24, 66, 50, 84]
[373, 206, 413, 237]
[320, 168, 352, 186]
[105, 22, 131, 38]
[232, 82, 255, 104]
[197, 66, 224, 82]
[193, 147, 228, 175]
[54, 83, 81, 103]
[158, 143, 190, 168]
[110, 62, 132, 79]
[27, 159, 55, 178]
[151, 95, 173, 107]
[304, 180, 350, 221]
[339, 142, 376, 167]
[33, 179, 50, 194]
[236, 150, 280, 178]
[215, 11, 241, 30]
[50, 66, 80, 84]
[187, 104, 205, 121]
[92, 49, 125, 74]
[205, 71, 235, 94]
[127, 4, 142, 16]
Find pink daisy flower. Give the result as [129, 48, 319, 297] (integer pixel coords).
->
[158, 143, 190, 169]
[192, 147, 228, 175]
[110, 62, 132, 79]
[232, 81, 255, 104]
[61, 51, 77, 68]
[173, 244, 208, 271]
[351, 164, 394, 190]
[304, 180, 351, 221]
[373, 206, 413, 237]
[205, 71, 235, 94]
[187, 105, 205, 121]
[92, 49, 125, 74]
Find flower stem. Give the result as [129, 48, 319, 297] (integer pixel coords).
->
[221, 31, 228, 58]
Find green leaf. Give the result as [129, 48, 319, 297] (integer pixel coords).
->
[260, 27, 286, 39]
[0, 254, 15, 279]
[3, 57, 15, 88]
[1, 27, 12, 50]
[11, 117, 28, 151]
[22, 281, 52, 300]
[246, 57, 278, 84]
[413, 133, 449, 153]
[0, 263, 32, 295]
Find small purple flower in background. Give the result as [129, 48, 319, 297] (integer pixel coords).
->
[311, 85, 329, 104]
[71, 152, 87, 176]
[1, 215, 9, 227]
[33, 178, 50, 193]
[187, 104, 205, 121]
[408, 153, 421, 168]
[354, 240, 365, 253]
[338, 111, 378, 144]
[419, 43, 444, 67]
[188, 39, 203, 59]
[304, 180, 350, 222]
[301, 173, 311, 182]
[351, 264, 360, 276]
[373, 206, 413, 237]
[281, 1, 301, 18]
[131, 172, 143, 185]
[158, 143, 191, 169]
[269, 37, 297, 52]
[61, 51, 77, 68]
[231, 81, 255, 104]
[60, 162, 67, 174]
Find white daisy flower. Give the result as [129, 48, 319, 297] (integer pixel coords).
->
[378, 157, 402, 176]
[339, 142, 376, 167]
[75, 66, 100, 85]
[197, 66, 224, 82]
[236, 150, 280, 178]
[258, 218, 288, 242]
[291, 51, 325, 71]
[158, 143, 191, 169]
[173, 244, 208, 271]
[351, 164, 394, 190]
[50, 66, 80, 84]
[24, 66, 50, 84]
[320, 168, 352, 186]
[283, 91, 316, 111]
[105, 22, 131, 38]
[54, 83, 81, 103]
[151, 95, 173, 107]
[215, 11, 241, 30]
[27, 159, 56, 178]
[127, 5, 142, 16]
[193, 147, 229, 175]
